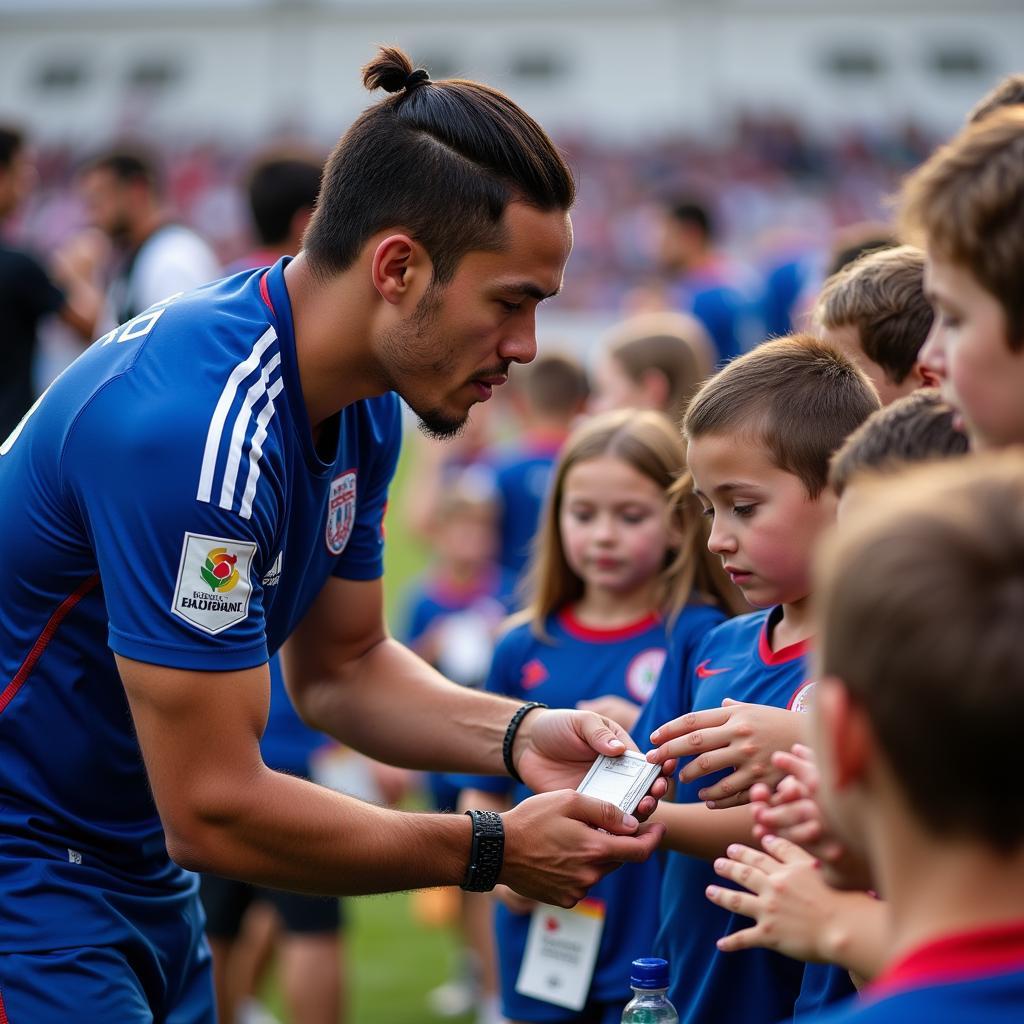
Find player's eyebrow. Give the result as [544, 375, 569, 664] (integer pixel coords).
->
[499, 280, 562, 302]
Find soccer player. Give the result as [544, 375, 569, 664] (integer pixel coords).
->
[900, 107, 1024, 451]
[803, 454, 1024, 1022]
[0, 48, 666, 1022]
[639, 336, 879, 1022]
[813, 245, 938, 406]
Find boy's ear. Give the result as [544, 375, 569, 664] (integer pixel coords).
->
[816, 675, 872, 791]
[371, 234, 431, 306]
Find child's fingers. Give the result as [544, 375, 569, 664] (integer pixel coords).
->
[649, 707, 731, 745]
[651, 724, 732, 764]
[704, 788, 754, 810]
[705, 883, 760, 919]
[678, 744, 740, 784]
[756, 797, 819, 832]
[749, 782, 773, 804]
[713, 852, 769, 893]
[714, 924, 766, 953]
[761, 833, 815, 864]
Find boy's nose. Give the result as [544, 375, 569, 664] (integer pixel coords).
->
[917, 323, 947, 381]
[707, 517, 735, 555]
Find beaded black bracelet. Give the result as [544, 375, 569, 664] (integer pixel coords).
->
[461, 809, 505, 892]
[502, 701, 548, 784]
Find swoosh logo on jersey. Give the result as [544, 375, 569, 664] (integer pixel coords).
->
[696, 660, 730, 679]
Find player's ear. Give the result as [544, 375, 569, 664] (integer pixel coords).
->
[371, 234, 431, 306]
[815, 676, 871, 791]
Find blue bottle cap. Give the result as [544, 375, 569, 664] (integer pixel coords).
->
[630, 957, 669, 989]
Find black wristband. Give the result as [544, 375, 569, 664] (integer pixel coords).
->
[502, 701, 548, 784]
[461, 809, 505, 892]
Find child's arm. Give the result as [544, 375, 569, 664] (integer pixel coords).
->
[705, 835, 888, 983]
[651, 800, 757, 860]
[648, 699, 805, 807]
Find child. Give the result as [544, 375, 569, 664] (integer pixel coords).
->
[460, 408, 730, 1024]
[813, 245, 937, 406]
[803, 454, 1024, 1021]
[899, 106, 1024, 451]
[640, 335, 879, 1023]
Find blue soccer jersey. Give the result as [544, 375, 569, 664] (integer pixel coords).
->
[806, 922, 1024, 1023]
[635, 607, 846, 1024]
[461, 600, 725, 1021]
[0, 260, 400, 1001]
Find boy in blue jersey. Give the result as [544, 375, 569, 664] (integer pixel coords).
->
[637, 335, 879, 1023]
[803, 455, 1024, 1023]
[0, 47, 668, 1023]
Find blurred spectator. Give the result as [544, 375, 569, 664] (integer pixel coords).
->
[0, 124, 98, 440]
[590, 311, 713, 424]
[77, 145, 221, 331]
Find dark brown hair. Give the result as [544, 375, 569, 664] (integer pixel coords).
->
[247, 151, 323, 246]
[814, 245, 932, 385]
[0, 124, 24, 170]
[816, 453, 1024, 851]
[521, 353, 589, 419]
[899, 107, 1024, 352]
[828, 389, 969, 496]
[304, 46, 575, 286]
[683, 334, 880, 497]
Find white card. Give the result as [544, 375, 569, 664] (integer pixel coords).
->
[576, 749, 661, 815]
[515, 901, 605, 1011]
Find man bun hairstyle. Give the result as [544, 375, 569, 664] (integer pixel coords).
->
[304, 45, 575, 285]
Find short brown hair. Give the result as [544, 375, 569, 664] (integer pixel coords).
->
[815, 452, 1024, 851]
[606, 312, 715, 423]
[305, 46, 574, 287]
[814, 245, 933, 385]
[683, 334, 880, 496]
[829, 389, 970, 495]
[898, 106, 1024, 352]
[967, 73, 1024, 124]
[521, 353, 589, 419]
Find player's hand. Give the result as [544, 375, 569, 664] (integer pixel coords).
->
[514, 708, 675, 821]
[576, 695, 643, 732]
[492, 883, 537, 915]
[646, 700, 804, 807]
[706, 835, 841, 962]
[500, 790, 665, 907]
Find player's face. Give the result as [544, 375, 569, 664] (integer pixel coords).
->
[559, 455, 677, 601]
[79, 168, 133, 242]
[919, 253, 1024, 450]
[384, 203, 572, 439]
[689, 434, 836, 610]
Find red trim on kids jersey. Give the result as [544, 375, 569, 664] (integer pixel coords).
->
[0, 987, 10, 1024]
[870, 920, 1024, 998]
[259, 271, 276, 316]
[757, 611, 812, 666]
[559, 607, 661, 643]
[0, 573, 100, 717]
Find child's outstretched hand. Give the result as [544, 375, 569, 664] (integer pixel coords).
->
[647, 700, 804, 807]
[705, 835, 888, 979]
[750, 744, 873, 892]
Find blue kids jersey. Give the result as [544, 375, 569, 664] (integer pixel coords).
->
[0, 260, 400, 1009]
[807, 921, 1024, 1024]
[635, 607, 848, 1024]
[461, 600, 726, 1021]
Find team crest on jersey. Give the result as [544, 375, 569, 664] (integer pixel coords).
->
[326, 470, 357, 555]
[172, 532, 256, 635]
[788, 680, 817, 713]
[626, 647, 668, 703]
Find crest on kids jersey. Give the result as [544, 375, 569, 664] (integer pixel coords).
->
[326, 470, 357, 555]
[626, 647, 668, 704]
[787, 680, 817, 714]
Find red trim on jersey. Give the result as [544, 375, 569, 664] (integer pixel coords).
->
[0, 574, 100, 717]
[259, 271, 276, 316]
[871, 920, 1024, 997]
[757, 615, 812, 666]
[0, 987, 10, 1024]
[559, 607, 660, 643]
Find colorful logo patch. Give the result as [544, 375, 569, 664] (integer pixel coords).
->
[172, 532, 256, 635]
[788, 680, 817, 713]
[626, 647, 667, 703]
[326, 470, 357, 556]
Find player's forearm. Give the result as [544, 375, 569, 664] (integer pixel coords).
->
[291, 636, 520, 774]
[652, 801, 755, 860]
[165, 763, 471, 894]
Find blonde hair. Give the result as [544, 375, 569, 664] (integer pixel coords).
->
[515, 408, 724, 639]
[898, 106, 1024, 352]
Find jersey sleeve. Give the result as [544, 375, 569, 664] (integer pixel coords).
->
[332, 395, 402, 582]
[447, 624, 530, 795]
[62, 374, 276, 672]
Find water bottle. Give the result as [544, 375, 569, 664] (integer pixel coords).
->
[620, 957, 678, 1023]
